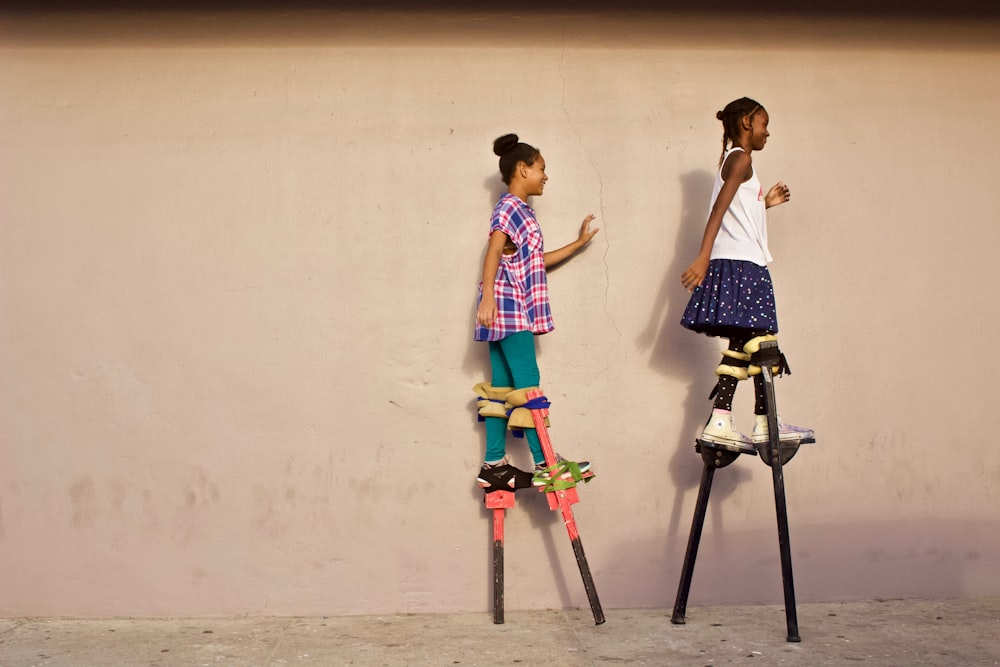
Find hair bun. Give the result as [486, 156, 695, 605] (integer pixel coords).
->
[715, 110, 725, 121]
[493, 134, 519, 157]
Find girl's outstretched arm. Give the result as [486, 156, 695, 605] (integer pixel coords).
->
[476, 230, 509, 328]
[765, 181, 790, 208]
[544, 214, 599, 269]
[680, 150, 750, 291]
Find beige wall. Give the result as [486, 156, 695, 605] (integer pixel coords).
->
[1, 8, 999, 616]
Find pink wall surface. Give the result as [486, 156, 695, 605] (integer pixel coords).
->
[1, 7, 999, 616]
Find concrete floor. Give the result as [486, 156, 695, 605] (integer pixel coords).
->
[2, 597, 999, 666]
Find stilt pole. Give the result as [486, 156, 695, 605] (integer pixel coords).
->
[485, 490, 515, 624]
[527, 389, 605, 625]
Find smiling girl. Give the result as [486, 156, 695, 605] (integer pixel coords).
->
[473, 133, 599, 492]
[680, 99, 813, 451]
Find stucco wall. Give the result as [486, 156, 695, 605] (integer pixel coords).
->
[1, 8, 999, 616]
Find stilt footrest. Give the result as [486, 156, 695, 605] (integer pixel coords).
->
[485, 490, 516, 509]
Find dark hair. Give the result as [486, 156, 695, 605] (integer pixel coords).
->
[493, 134, 540, 185]
[716, 97, 765, 164]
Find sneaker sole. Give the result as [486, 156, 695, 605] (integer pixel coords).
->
[699, 432, 753, 448]
[479, 480, 533, 491]
[697, 437, 756, 454]
[752, 434, 816, 445]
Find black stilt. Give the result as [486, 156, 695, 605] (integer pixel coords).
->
[671, 454, 714, 624]
[571, 536, 605, 625]
[493, 513, 504, 624]
[758, 346, 801, 642]
[672, 444, 741, 624]
[672, 339, 810, 642]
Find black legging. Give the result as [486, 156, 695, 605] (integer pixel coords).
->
[712, 332, 769, 415]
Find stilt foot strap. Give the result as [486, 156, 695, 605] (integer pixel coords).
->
[533, 459, 593, 492]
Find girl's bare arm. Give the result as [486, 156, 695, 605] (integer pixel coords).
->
[680, 151, 750, 291]
[544, 214, 599, 269]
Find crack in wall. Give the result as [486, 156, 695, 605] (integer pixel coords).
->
[558, 46, 621, 342]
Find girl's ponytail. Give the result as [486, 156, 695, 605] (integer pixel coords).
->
[717, 97, 764, 164]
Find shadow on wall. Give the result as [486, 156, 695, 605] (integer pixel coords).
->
[461, 172, 510, 494]
[460, 173, 508, 391]
[638, 169, 753, 535]
[591, 518, 984, 608]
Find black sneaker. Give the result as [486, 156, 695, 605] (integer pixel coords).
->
[477, 460, 534, 492]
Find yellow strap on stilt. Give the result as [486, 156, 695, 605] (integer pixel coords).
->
[742, 334, 778, 355]
[507, 407, 538, 430]
[747, 364, 783, 376]
[503, 386, 538, 408]
[473, 382, 513, 418]
[716, 348, 751, 380]
[503, 386, 549, 430]
[715, 364, 749, 380]
[722, 348, 752, 361]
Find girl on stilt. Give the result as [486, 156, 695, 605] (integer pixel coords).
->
[474, 133, 598, 492]
[680, 98, 813, 450]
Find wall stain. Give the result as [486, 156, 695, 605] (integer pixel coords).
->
[68, 477, 96, 527]
[170, 466, 221, 545]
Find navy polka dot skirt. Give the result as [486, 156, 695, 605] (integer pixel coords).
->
[680, 259, 778, 337]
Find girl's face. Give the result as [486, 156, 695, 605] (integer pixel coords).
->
[520, 155, 548, 196]
[748, 110, 770, 151]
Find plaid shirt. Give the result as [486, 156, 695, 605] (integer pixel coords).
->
[474, 194, 554, 342]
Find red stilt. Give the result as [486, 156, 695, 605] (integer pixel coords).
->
[526, 389, 605, 625]
[485, 490, 515, 624]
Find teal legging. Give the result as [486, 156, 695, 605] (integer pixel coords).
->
[484, 330, 545, 465]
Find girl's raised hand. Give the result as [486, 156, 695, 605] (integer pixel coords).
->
[681, 255, 710, 291]
[765, 181, 790, 208]
[542, 215, 599, 269]
[577, 214, 600, 245]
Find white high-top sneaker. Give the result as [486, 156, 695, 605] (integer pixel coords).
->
[699, 409, 754, 452]
[752, 415, 815, 444]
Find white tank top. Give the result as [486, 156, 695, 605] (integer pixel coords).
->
[708, 147, 772, 265]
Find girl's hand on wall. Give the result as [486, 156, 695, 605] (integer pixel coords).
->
[544, 215, 600, 269]
[681, 255, 710, 291]
[765, 181, 790, 208]
[577, 214, 600, 246]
